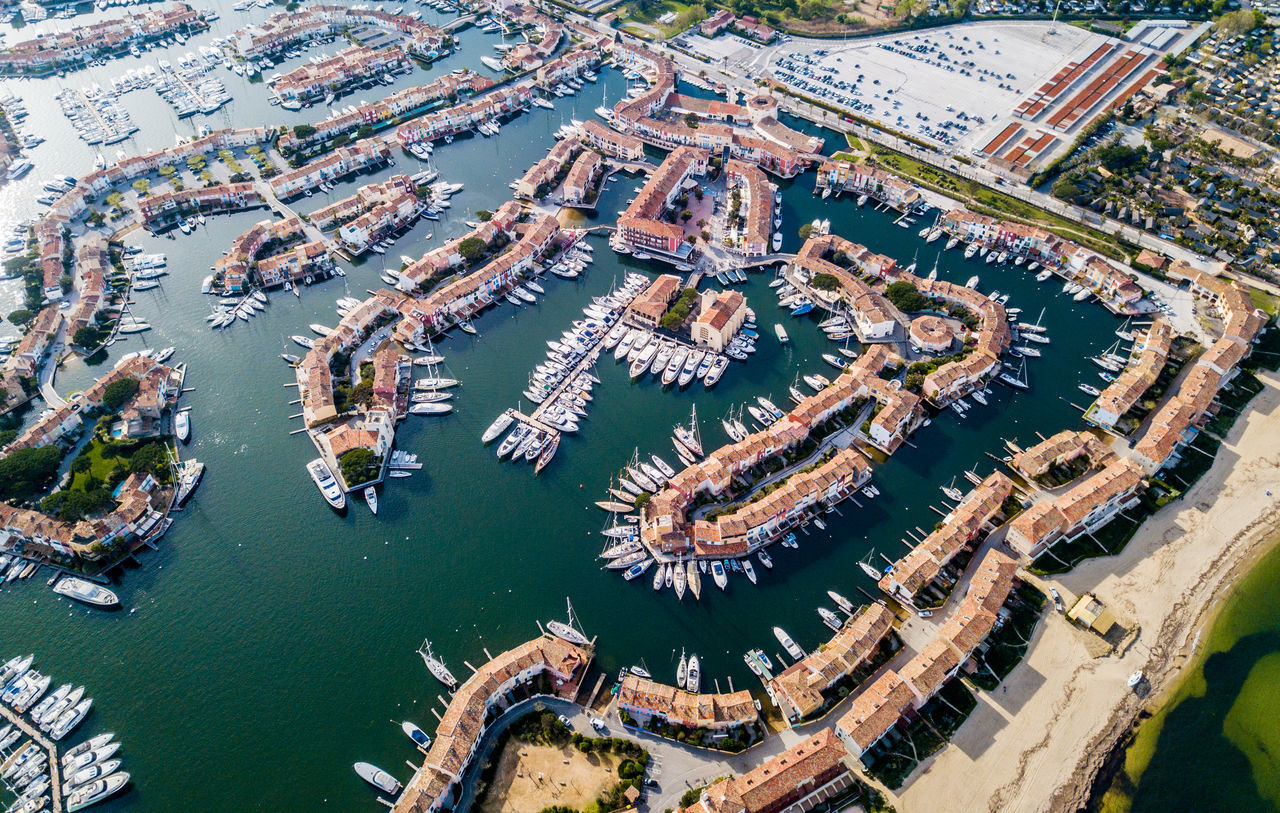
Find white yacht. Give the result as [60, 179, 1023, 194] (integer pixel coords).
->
[307, 459, 346, 510]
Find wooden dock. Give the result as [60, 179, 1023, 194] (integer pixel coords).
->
[0, 702, 65, 812]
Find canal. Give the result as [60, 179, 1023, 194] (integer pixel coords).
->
[0, 5, 1135, 811]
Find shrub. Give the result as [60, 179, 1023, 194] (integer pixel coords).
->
[0, 446, 62, 501]
[101, 377, 139, 411]
[884, 280, 929, 312]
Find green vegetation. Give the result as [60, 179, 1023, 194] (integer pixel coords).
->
[660, 288, 699, 331]
[0, 446, 62, 502]
[884, 280, 928, 312]
[101, 377, 140, 412]
[459, 236, 486, 262]
[869, 147, 1123, 258]
[864, 678, 978, 789]
[338, 448, 379, 486]
[6, 308, 34, 327]
[1214, 8, 1264, 37]
[811, 272, 839, 291]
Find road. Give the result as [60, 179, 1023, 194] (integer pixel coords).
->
[561, 10, 1230, 278]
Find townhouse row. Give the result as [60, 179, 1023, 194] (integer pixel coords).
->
[768, 603, 897, 721]
[878, 472, 1014, 602]
[309, 5, 446, 59]
[271, 45, 410, 106]
[280, 72, 493, 152]
[138, 182, 263, 229]
[616, 674, 758, 733]
[642, 345, 922, 557]
[836, 547, 1020, 762]
[1086, 318, 1174, 429]
[815, 159, 923, 211]
[395, 83, 534, 146]
[391, 636, 592, 813]
[0, 3, 205, 73]
[268, 137, 392, 200]
[617, 145, 707, 257]
[725, 160, 776, 257]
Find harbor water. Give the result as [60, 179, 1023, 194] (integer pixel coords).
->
[0, 6, 1154, 811]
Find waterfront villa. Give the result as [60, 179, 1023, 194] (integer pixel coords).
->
[878, 472, 1013, 602]
[768, 603, 896, 721]
[391, 635, 593, 813]
[139, 182, 263, 230]
[680, 730, 856, 813]
[836, 547, 1019, 762]
[616, 674, 758, 733]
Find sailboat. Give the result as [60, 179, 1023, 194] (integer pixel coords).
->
[673, 404, 703, 458]
[941, 476, 964, 502]
[545, 598, 590, 645]
[674, 558, 687, 599]
[927, 253, 939, 281]
[687, 560, 701, 600]
[858, 550, 881, 580]
[417, 640, 458, 690]
[676, 649, 688, 689]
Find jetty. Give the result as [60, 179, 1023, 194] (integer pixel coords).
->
[0, 702, 65, 813]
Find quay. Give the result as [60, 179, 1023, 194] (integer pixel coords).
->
[528, 337, 604, 429]
[0, 703, 65, 813]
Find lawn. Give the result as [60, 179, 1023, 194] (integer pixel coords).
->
[868, 146, 1125, 259]
[615, 0, 702, 38]
[70, 437, 122, 492]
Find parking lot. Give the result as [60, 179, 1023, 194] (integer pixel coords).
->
[692, 22, 1116, 157]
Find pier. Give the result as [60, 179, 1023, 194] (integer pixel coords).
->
[0, 703, 65, 813]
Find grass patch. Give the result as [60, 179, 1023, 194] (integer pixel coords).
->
[868, 146, 1124, 259]
[70, 437, 122, 491]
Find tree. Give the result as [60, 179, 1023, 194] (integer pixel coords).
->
[884, 280, 929, 312]
[811, 272, 839, 291]
[293, 123, 317, 140]
[101, 377, 140, 411]
[73, 326, 100, 347]
[458, 237, 485, 261]
[6, 308, 34, 327]
[339, 448, 378, 486]
[684, 111, 699, 129]
[128, 443, 168, 476]
[798, 223, 813, 240]
[1052, 178, 1081, 201]
[0, 446, 62, 502]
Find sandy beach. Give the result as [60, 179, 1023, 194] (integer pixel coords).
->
[890, 368, 1280, 813]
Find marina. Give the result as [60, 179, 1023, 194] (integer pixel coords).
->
[0, 6, 1267, 813]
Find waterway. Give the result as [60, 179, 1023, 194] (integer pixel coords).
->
[1099, 538, 1280, 813]
[0, 7, 1146, 811]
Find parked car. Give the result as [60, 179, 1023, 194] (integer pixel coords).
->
[1050, 587, 1064, 612]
